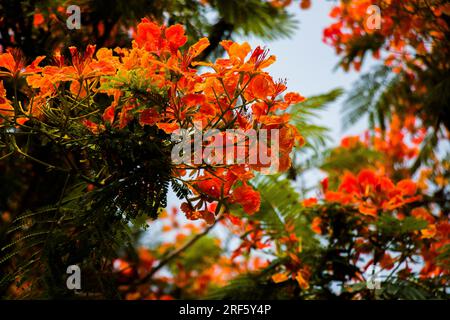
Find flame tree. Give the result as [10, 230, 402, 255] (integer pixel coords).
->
[0, 1, 448, 299]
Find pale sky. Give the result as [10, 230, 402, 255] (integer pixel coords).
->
[243, 1, 373, 143]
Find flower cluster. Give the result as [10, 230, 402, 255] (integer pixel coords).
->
[324, 169, 420, 217]
[326, 115, 426, 181]
[305, 168, 449, 281]
[0, 19, 304, 222]
[113, 207, 268, 300]
[269, 0, 311, 10]
[323, 0, 450, 73]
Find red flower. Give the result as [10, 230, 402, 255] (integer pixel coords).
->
[397, 179, 417, 196]
[165, 24, 187, 53]
[379, 253, 395, 270]
[139, 108, 160, 126]
[302, 197, 318, 207]
[196, 178, 223, 199]
[249, 75, 273, 99]
[232, 184, 261, 215]
[338, 172, 359, 194]
[311, 217, 323, 234]
[0, 81, 14, 123]
[135, 18, 162, 52]
[321, 177, 329, 193]
[357, 169, 379, 189]
[0, 49, 45, 78]
[33, 13, 45, 27]
[284, 92, 305, 105]
[103, 106, 115, 125]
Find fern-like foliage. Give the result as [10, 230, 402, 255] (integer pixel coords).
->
[0, 116, 177, 298]
[0, 179, 134, 299]
[343, 63, 449, 172]
[208, 259, 298, 300]
[342, 66, 397, 131]
[289, 88, 343, 152]
[284, 88, 343, 182]
[244, 175, 317, 247]
[210, 0, 297, 41]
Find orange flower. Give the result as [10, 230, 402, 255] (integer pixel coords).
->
[0, 51, 21, 78]
[300, 0, 311, 10]
[303, 197, 318, 207]
[81, 119, 101, 134]
[2, 19, 303, 225]
[378, 177, 395, 194]
[379, 253, 395, 270]
[0, 81, 14, 123]
[411, 207, 435, 224]
[138, 248, 155, 270]
[284, 92, 306, 105]
[277, 152, 292, 172]
[139, 108, 160, 126]
[397, 179, 417, 196]
[135, 18, 162, 52]
[68, 45, 116, 80]
[295, 270, 310, 289]
[187, 37, 210, 59]
[33, 13, 45, 27]
[0, 50, 45, 78]
[185, 209, 215, 225]
[269, 0, 292, 8]
[232, 184, 261, 215]
[272, 273, 289, 283]
[103, 105, 116, 125]
[135, 19, 188, 55]
[325, 190, 352, 204]
[338, 172, 359, 194]
[311, 217, 322, 234]
[113, 259, 134, 277]
[181, 93, 206, 108]
[165, 24, 188, 53]
[221, 40, 252, 63]
[196, 177, 223, 199]
[384, 195, 406, 211]
[357, 169, 379, 190]
[340, 135, 362, 149]
[421, 224, 437, 239]
[156, 122, 180, 134]
[328, 169, 421, 216]
[279, 125, 297, 153]
[249, 75, 273, 100]
[358, 202, 377, 217]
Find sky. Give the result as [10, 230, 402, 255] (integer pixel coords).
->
[243, 1, 374, 143]
[234, 1, 376, 193]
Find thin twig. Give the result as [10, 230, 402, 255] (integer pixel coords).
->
[127, 214, 224, 296]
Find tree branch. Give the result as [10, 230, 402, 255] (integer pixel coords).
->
[126, 214, 224, 295]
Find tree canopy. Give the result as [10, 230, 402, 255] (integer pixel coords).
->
[0, 0, 448, 300]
